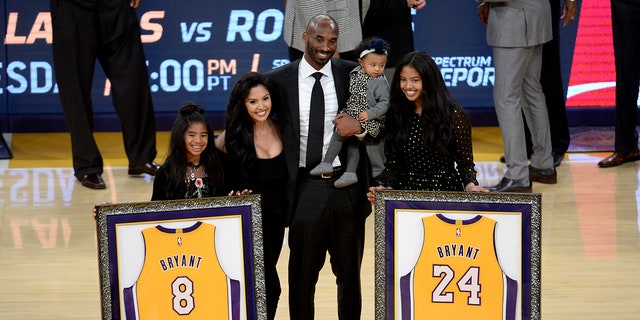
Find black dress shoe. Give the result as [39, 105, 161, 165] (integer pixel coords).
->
[552, 152, 564, 167]
[79, 173, 106, 189]
[529, 165, 557, 184]
[128, 161, 160, 176]
[598, 149, 640, 168]
[486, 177, 531, 193]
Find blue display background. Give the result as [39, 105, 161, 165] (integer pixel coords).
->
[0, 1, 595, 132]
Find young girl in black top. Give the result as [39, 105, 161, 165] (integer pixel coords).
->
[151, 102, 225, 200]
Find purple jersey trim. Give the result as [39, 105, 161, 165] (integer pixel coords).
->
[400, 271, 412, 320]
[435, 213, 482, 225]
[156, 221, 202, 233]
[505, 276, 518, 320]
[231, 279, 240, 320]
[123, 286, 136, 320]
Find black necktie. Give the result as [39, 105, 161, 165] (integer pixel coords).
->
[306, 72, 324, 168]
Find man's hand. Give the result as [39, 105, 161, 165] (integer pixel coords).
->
[560, 0, 578, 27]
[333, 113, 362, 137]
[478, 2, 489, 26]
[130, 0, 141, 9]
[407, 0, 427, 10]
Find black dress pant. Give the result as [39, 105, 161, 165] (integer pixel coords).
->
[541, 0, 571, 155]
[51, 0, 157, 178]
[288, 171, 365, 320]
[611, 0, 640, 153]
[524, 0, 571, 157]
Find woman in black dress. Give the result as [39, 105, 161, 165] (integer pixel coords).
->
[215, 72, 287, 320]
[369, 51, 489, 202]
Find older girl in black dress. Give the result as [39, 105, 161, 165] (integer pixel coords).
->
[369, 51, 488, 202]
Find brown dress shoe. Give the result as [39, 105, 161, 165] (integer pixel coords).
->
[598, 150, 640, 168]
[79, 173, 106, 189]
[128, 161, 160, 176]
[529, 165, 557, 184]
[486, 177, 532, 193]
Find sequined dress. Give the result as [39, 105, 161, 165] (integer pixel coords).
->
[385, 104, 479, 191]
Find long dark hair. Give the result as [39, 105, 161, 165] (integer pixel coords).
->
[223, 72, 275, 169]
[385, 51, 456, 153]
[163, 101, 223, 199]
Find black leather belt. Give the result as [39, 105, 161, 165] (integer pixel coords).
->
[490, 2, 507, 8]
[299, 166, 344, 179]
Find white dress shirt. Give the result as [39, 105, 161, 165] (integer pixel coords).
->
[298, 57, 341, 168]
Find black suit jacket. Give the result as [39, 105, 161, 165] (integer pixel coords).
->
[265, 58, 372, 223]
[362, 0, 414, 67]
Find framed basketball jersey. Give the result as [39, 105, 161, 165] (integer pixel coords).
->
[96, 196, 267, 320]
[373, 190, 541, 320]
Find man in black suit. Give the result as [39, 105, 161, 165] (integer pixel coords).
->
[51, 0, 159, 189]
[598, 0, 640, 168]
[540, 0, 576, 166]
[265, 14, 371, 319]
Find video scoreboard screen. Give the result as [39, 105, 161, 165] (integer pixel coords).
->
[0, 1, 623, 126]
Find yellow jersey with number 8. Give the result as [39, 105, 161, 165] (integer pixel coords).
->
[132, 221, 229, 319]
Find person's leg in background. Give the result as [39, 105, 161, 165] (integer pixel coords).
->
[541, 0, 571, 167]
[521, 45, 556, 176]
[51, 0, 105, 189]
[490, 46, 532, 192]
[501, 0, 571, 168]
[598, 0, 640, 167]
[97, 0, 157, 173]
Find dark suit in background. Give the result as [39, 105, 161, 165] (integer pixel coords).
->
[541, 0, 571, 160]
[362, 0, 423, 181]
[610, 0, 640, 154]
[50, 0, 157, 186]
[362, 0, 414, 69]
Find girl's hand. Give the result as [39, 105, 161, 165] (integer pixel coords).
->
[465, 183, 490, 193]
[228, 189, 252, 196]
[92, 202, 111, 220]
[367, 185, 392, 204]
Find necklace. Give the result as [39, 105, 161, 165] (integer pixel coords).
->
[186, 163, 203, 180]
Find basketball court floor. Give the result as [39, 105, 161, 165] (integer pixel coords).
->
[0, 127, 638, 319]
